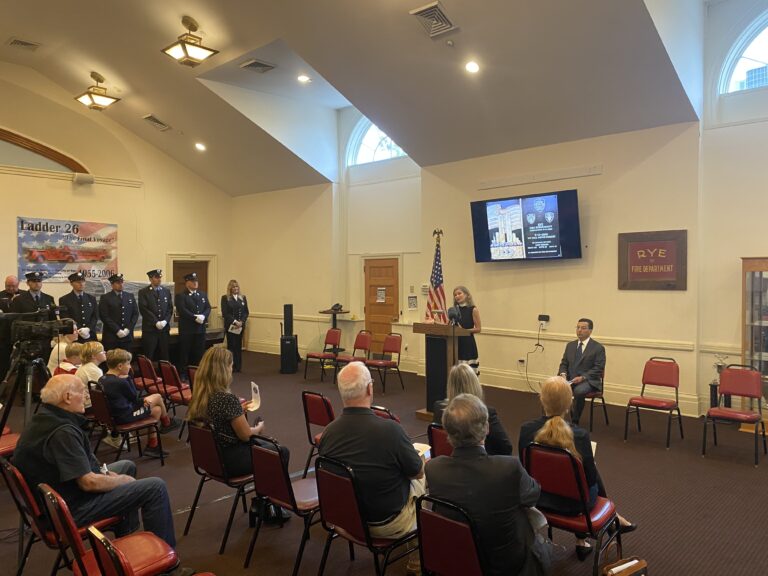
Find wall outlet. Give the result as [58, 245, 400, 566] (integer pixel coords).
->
[518, 358, 525, 366]
[539, 321, 548, 330]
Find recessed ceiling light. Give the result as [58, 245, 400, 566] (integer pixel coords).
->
[465, 61, 480, 74]
[195, 142, 206, 151]
[297, 74, 311, 84]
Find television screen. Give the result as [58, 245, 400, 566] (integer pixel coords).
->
[470, 189, 582, 262]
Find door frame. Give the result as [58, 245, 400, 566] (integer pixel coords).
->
[167, 252, 221, 329]
[360, 253, 403, 323]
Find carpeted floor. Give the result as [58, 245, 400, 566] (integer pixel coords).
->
[1, 351, 766, 575]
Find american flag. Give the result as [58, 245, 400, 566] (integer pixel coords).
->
[427, 237, 448, 324]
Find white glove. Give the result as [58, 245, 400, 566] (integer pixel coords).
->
[194, 314, 205, 324]
[155, 320, 167, 330]
[117, 328, 130, 338]
[77, 327, 90, 339]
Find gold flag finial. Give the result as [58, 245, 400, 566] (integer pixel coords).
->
[432, 229, 443, 243]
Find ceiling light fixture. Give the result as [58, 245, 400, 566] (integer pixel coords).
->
[465, 61, 480, 74]
[162, 15, 218, 67]
[195, 142, 206, 151]
[75, 72, 121, 110]
[297, 74, 311, 84]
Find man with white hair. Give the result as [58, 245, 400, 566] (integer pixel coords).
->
[426, 394, 542, 575]
[13, 374, 177, 547]
[319, 361, 425, 540]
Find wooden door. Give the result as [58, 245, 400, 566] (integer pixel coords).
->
[172, 261, 209, 296]
[364, 258, 399, 355]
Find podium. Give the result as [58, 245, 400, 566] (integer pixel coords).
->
[413, 322, 472, 421]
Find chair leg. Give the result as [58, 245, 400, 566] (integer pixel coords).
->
[623, 407, 630, 441]
[712, 419, 718, 446]
[635, 408, 642, 432]
[319, 360, 325, 382]
[219, 485, 245, 554]
[666, 411, 672, 449]
[348, 540, 355, 560]
[755, 423, 759, 467]
[373, 551, 383, 576]
[184, 475, 206, 535]
[589, 398, 595, 432]
[178, 419, 186, 441]
[762, 421, 767, 454]
[48, 550, 64, 576]
[15, 531, 35, 576]
[381, 368, 387, 394]
[291, 514, 313, 576]
[303, 446, 317, 479]
[303, 357, 309, 379]
[396, 367, 404, 390]
[702, 417, 708, 456]
[677, 407, 684, 439]
[601, 397, 609, 425]
[317, 532, 334, 576]
[114, 434, 127, 462]
[156, 425, 165, 466]
[244, 499, 266, 568]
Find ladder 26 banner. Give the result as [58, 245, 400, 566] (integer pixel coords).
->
[17, 217, 118, 283]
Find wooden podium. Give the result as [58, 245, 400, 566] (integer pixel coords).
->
[413, 322, 472, 421]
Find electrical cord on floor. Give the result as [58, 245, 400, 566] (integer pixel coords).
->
[520, 323, 546, 393]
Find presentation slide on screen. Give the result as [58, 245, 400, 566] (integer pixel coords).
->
[486, 194, 561, 260]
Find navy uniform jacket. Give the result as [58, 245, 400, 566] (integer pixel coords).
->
[138, 286, 173, 333]
[558, 338, 606, 392]
[0, 289, 25, 313]
[175, 290, 211, 334]
[98, 291, 138, 336]
[221, 295, 249, 331]
[10, 290, 55, 316]
[59, 292, 98, 339]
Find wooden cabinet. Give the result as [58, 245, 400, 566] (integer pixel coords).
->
[741, 257, 768, 407]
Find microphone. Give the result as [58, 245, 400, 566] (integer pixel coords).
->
[447, 305, 461, 325]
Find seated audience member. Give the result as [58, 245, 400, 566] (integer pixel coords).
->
[100, 349, 178, 459]
[427, 394, 543, 576]
[47, 328, 79, 375]
[319, 361, 424, 553]
[13, 375, 179, 547]
[519, 376, 636, 560]
[53, 342, 83, 375]
[75, 341, 106, 388]
[432, 363, 513, 455]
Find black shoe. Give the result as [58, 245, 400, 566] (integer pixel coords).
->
[575, 544, 593, 561]
[144, 445, 169, 459]
[618, 522, 638, 534]
[263, 504, 292, 524]
[160, 418, 181, 434]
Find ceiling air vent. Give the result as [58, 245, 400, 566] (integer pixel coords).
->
[7, 37, 41, 51]
[239, 59, 275, 73]
[142, 114, 171, 132]
[409, 1, 456, 38]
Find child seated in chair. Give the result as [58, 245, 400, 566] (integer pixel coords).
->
[99, 348, 179, 459]
[53, 342, 83, 375]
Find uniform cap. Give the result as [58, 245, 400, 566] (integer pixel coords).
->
[25, 271, 44, 281]
[184, 272, 198, 281]
[108, 274, 124, 283]
[146, 269, 162, 278]
[68, 272, 85, 282]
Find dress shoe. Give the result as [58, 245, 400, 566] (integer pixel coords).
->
[618, 522, 638, 534]
[575, 544, 593, 561]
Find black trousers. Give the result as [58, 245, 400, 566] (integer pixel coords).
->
[226, 331, 244, 371]
[178, 331, 205, 375]
[142, 329, 170, 361]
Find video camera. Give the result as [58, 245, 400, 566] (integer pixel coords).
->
[11, 318, 75, 342]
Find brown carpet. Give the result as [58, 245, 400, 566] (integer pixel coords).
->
[1, 351, 766, 575]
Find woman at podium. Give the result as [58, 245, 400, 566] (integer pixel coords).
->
[452, 286, 481, 374]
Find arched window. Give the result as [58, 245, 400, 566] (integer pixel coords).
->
[346, 118, 407, 166]
[721, 12, 768, 93]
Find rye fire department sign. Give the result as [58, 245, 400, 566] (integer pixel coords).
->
[618, 230, 687, 291]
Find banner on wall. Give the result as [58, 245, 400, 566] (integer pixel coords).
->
[17, 217, 118, 283]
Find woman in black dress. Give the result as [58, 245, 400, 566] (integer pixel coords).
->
[221, 279, 249, 373]
[452, 285, 481, 374]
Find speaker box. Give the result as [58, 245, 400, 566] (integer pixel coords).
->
[283, 304, 293, 337]
[280, 335, 298, 374]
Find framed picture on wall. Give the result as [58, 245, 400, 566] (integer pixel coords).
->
[618, 229, 687, 290]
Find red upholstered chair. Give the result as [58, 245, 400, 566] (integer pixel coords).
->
[365, 333, 405, 393]
[40, 484, 178, 576]
[0, 429, 19, 458]
[89, 385, 164, 465]
[523, 443, 622, 576]
[584, 372, 609, 432]
[157, 360, 192, 440]
[301, 390, 336, 478]
[135, 355, 163, 394]
[315, 456, 418, 576]
[86, 525, 186, 576]
[243, 436, 320, 574]
[334, 330, 373, 379]
[427, 423, 453, 458]
[624, 357, 683, 448]
[304, 328, 342, 381]
[372, 405, 401, 423]
[416, 495, 485, 576]
[0, 457, 120, 575]
[187, 365, 198, 390]
[184, 422, 254, 554]
[702, 364, 767, 466]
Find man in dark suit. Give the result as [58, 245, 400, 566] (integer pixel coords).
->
[426, 394, 542, 576]
[138, 269, 173, 361]
[0, 274, 25, 382]
[174, 272, 210, 374]
[558, 318, 605, 425]
[0, 275, 24, 313]
[59, 272, 98, 342]
[98, 274, 138, 351]
[10, 271, 55, 315]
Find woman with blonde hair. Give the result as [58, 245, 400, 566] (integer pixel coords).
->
[221, 279, 249, 373]
[452, 285, 481, 374]
[518, 376, 636, 560]
[432, 363, 512, 455]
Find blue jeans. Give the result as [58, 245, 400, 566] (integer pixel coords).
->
[70, 460, 177, 547]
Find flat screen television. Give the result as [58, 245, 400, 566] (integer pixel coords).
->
[470, 189, 582, 262]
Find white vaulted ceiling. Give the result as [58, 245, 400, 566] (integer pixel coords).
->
[0, 0, 698, 196]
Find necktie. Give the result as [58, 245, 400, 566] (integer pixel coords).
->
[33, 294, 39, 305]
[575, 341, 583, 364]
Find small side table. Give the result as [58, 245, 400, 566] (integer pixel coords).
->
[319, 309, 349, 330]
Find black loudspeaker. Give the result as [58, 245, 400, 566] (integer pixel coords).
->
[283, 304, 293, 338]
[280, 335, 298, 374]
